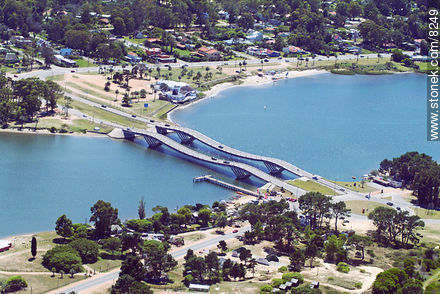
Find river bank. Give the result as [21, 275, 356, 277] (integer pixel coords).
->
[0, 127, 106, 138]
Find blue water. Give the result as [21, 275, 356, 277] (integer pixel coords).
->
[0, 133, 254, 238]
[171, 73, 437, 181]
[1, 73, 435, 237]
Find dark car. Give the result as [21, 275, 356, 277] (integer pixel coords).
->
[149, 120, 155, 123]
[131, 114, 136, 118]
[396, 206, 401, 211]
[71, 70, 75, 73]
[165, 124, 170, 127]
[264, 59, 269, 62]
[218, 145, 224, 149]
[223, 161, 230, 164]
[101, 104, 107, 108]
[211, 157, 217, 160]
[387, 202, 394, 206]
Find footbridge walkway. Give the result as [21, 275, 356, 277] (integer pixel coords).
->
[153, 123, 342, 193]
[122, 128, 305, 196]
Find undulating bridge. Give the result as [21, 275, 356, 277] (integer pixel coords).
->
[122, 128, 305, 196]
[154, 124, 316, 175]
[152, 123, 343, 193]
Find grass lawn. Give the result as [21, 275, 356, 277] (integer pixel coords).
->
[344, 200, 388, 216]
[418, 224, 440, 244]
[86, 257, 122, 273]
[413, 207, 440, 219]
[123, 36, 146, 45]
[328, 180, 376, 193]
[182, 232, 206, 243]
[46, 74, 65, 81]
[0, 274, 85, 294]
[288, 179, 337, 195]
[58, 97, 147, 129]
[20, 117, 112, 134]
[73, 58, 93, 68]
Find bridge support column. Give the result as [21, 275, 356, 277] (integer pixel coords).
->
[143, 135, 162, 148]
[122, 129, 136, 140]
[176, 131, 195, 144]
[230, 166, 250, 179]
[155, 126, 168, 135]
[264, 161, 284, 174]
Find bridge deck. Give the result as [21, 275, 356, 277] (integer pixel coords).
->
[126, 128, 303, 196]
[156, 123, 342, 193]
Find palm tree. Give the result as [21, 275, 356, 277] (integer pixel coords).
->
[377, 53, 381, 63]
[69, 269, 76, 278]
[114, 89, 119, 101]
[356, 52, 360, 64]
[238, 62, 242, 72]
[260, 59, 264, 71]
[312, 54, 316, 66]
[243, 60, 247, 70]
[305, 57, 309, 67]
[334, 53, 338, 66]
[60, 270, 65, 279]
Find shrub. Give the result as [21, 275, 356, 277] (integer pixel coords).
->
[49, 126, 57, 133]
[337, 262, 350, 273]
[327, 276, 334, 281]
[355, 282, 363, 289]
[2, 276, 27, 292]
[183, 274, 193, 287]
[282, 272, 304, 284]
[278, 266, 288, 273]
[360, 269, 366, 273]
[271, 278, 284, 288]
[42, 245, 83, 273]
[260, 285, 273, 293]
[69, 238, 99, 264]
[126, 219, 153, 232]
[59, 129, 68, 133]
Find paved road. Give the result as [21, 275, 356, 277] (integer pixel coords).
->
[56, 227, 250, 293]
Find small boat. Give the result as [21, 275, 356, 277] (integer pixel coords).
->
[264, 105, 267, 110]
[236, 191, 245, 195]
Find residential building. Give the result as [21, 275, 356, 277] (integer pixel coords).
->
[54, 54, 77, 67]
[282, 46, 307, 55]
[246, 29, 263, 42]
[126, 51, 142, 63]
[60, 48, 73, 57]
[192, 47, 222, 60]
[4, 53, 18, 63]
[156, 80, 197, 103]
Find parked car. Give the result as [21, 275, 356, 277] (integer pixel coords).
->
[131, 114, 136, 118]
[387, 202, 394, 206]
[233, 229, 238, 233]
[396, 206, 401, 211]
[101, 104, 107, 108]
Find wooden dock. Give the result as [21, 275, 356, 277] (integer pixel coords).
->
[193, 175, 260, 197]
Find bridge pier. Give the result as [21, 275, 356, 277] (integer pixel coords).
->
[230, 166, 251, 179]
[122, 129, 136, 140]
[264, 161, 284, 174]
[176, 131, 195, 144]
[143, 135, 162, 148]
[155, 126, 168, 135]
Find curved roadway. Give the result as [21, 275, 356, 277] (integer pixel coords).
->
[126, 128, 305, 196]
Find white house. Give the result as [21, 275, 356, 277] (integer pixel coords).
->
[246, 30, 263, 42]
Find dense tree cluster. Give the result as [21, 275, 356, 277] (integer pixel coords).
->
[368, 206, 425, 247]
[0, 75, 63, 127]
[380, 152, 440, 207]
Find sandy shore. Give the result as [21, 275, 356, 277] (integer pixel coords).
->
[168, 69, 326, 121]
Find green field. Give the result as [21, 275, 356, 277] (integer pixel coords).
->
[123, 36, 146, 45]
[73, 58, 92, 68]
[0, 274, 85, 294]
[329, 180, 377, 193]
[344, 200, 388, 216]
[413, 207, 440, 219]
[288, 179, 337, 195]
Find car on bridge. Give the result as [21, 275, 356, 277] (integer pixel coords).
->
[211, 157, 217, 161]
[218, 145, 224, 149]
[223, 160, 230, 164]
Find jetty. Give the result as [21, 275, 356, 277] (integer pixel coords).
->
[193, 175, 260, 197]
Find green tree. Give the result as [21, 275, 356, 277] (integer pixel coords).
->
[217, 240, 227, 252]
[55, 214, 73, 239]
[102, 237, 121, 255]
[69, 238, 99, 263]
[332, 201, 351, 232]
[31, 236, 37, 259]
[42, 245, 83, 273]
[198, 208, 211, 227]
[138, 196, 146, 220]
[2, 276, 27, 292]
[90, 200, 119, 239]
